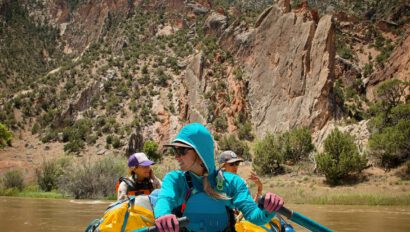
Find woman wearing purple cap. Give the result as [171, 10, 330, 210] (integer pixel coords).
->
[116, 152, 162, 200]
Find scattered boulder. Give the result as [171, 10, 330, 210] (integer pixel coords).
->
[97, 149, 107, 156]
[204, 12, 227, 35]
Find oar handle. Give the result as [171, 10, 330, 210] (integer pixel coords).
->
[132, 216, 189, 232]
[257, 195, 292, 218]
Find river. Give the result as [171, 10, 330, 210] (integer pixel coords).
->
[1, 197, 409, 231]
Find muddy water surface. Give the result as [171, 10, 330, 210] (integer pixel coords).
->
[1, 197, 409, 231]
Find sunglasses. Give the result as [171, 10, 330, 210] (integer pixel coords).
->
[228, 162, 241, 167]
[171, 147, 192, 157]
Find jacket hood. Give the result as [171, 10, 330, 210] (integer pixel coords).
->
[174, 123, 215, 174]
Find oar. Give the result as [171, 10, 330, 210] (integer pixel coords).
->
[259, 197, 333, 232]
[131, 216, 189, 232]
[277, 206, 333, 232]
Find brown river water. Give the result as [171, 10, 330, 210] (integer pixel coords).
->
[1, 196, 409, 231]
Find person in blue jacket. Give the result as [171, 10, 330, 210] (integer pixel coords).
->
[154, 123, 284, 232]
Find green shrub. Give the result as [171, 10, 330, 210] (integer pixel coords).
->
[218, 135, 251, 161]
[0, 123, 13, 148]
[64, 119, 93, 140]
[2, 170, 24, 191]
[64, 139, 85, 154]
[369, 117, 410, 170]
[214, 115, 228, 133]
[31, 123, 40, 135]
[279, 127, 315, 163]
[143, 140, 161, 162]
[41, 129, 58, 143]
[339, 46, 353, 60]
[363, 63, 373, 78]
[106, 135, 113, 144]
[316, 129, 367, 185]
[112, 136, 122, 149]
[253, 134, 284, 175]
[237, 122, 254, 141]
[36, 158, 67, 191]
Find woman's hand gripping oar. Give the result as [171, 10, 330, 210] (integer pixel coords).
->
[131, 216, 189, 232]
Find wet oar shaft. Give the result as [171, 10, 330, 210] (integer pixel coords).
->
[278, 207, 333, 232]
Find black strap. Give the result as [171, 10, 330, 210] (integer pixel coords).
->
[172, 172, 193, 217]
[184, 171, 193, 189]
[120, 176, 154, 195]
[119, 176, 137, 190]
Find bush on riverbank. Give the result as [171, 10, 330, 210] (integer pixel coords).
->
[253, 128, 315, 175]
[2, 170, 24, 190]
[36, 157, 72, 191]
[58, 155, 126, 199]
[316, 128, 368, 185]
[1, 155, 127, 199]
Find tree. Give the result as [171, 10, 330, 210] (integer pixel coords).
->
[143, 140, 161, 162]
[279, 127, 315, 163]
[0, 123, 13, 148]
[368, 79, 410, 169]
[253, 134, 284, 175]
[316, 129, 367, 185]
[36, 159, 64, 191]
[218, 135, 251, 161]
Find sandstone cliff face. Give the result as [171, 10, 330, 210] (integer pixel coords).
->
[366, 28, 410, 100]
[242, 5, 335, 137]
[47, 0, 131, 54]
[181, 51, 208, 125]
[43, 0, 189, 54]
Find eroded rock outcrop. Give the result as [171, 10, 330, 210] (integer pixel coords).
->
[242, 6, 336, 137]
[180, 51, 208, 124]
[366, 29, 410, 100]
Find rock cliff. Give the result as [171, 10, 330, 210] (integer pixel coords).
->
[236, 4, 336, 137]
[366, 28, 410, 100]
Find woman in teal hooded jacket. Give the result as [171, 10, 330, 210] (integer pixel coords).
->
[154, 123, 284, 232]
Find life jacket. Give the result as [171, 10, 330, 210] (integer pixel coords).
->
[171, 171, 235, 232]
[235, 216, 295, 232]
[115, 176, 154, 197]
[85, 195, 155, 232]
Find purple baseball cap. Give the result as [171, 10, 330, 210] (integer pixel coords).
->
[128, 152, 155, 167]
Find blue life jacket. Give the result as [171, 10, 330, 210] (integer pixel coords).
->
[183, 192, 230, 232]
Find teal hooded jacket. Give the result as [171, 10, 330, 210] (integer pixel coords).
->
[154, 123, 276, 226]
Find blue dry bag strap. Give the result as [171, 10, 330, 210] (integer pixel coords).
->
[121, 196, 135, 232]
